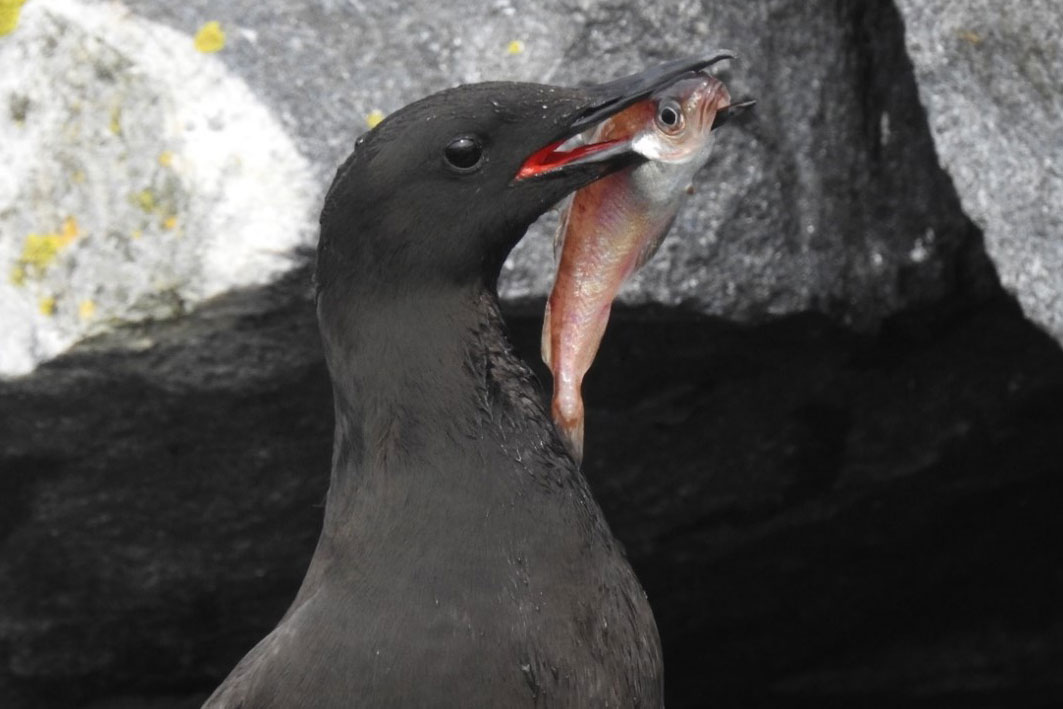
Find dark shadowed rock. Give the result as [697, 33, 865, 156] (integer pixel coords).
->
[0, 269, 331, 708]
[3, 267, 1063, 708]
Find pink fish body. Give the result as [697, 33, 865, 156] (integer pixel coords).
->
[542, 72, 733, 461]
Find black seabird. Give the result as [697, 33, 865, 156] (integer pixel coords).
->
[205, 54, 735, 708]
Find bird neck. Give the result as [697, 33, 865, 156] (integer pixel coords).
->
[314, 280, 553, 542]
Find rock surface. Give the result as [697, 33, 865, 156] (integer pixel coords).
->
[0, 1, 1061, 708]
[0, 0, 316, 376]
[895, 0, 1063, 343]
[508, 0, 982, 329]
[2, 0, 1002, 379]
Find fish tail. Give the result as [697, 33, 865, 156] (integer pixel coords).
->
[556, 412, 584, 465]
[568, 416, 585, 465]
[552, 383, 585, 465]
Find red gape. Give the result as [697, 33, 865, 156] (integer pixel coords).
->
[516, 137, 623, 180]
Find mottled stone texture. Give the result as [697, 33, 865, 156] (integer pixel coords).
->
[896, 0, 1063, 343]
[115, 0, 993, 327]
[1, 1, 1061, 708]
[0, 0, 316, 376]
[510, 0, 985, 329]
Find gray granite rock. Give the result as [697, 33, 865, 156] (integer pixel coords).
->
[0, 0, 317, 377]
[895, 0, 1063, 342]
[1, 0, 996, 380]
[119, 0, 985, 328]
[505, 0, 989, 328]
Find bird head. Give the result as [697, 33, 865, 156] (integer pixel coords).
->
[316, 54, 737, 297]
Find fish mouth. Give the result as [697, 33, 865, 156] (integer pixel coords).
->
[514, 53, 740, 181]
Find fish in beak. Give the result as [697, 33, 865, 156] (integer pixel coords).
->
[530, 64, 753, 462]
[513, 52, 740, 182]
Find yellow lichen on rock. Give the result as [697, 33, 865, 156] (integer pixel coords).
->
[21, 231, 76, 270]
[109, 105, 123, 135]
[158, 150, 175, 167]
[78, 300, 96, 320]
[15, 217, 80, 280]
[366, 110, 385, 129]
[0, 0, 26, 37]
[194, 21, 226, 53]
[21, 235, 60, 268]
[135, 188, 156, 213]
[38, 296, 56, 317]
[162, 215, 178, 230]
[506, 40, 525, 55]
[61, 216, 79, 240]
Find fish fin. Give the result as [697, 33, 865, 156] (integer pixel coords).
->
[553, 194, 574, 262]
[541, 300, 553, 368]
[632, 208, 680, 273]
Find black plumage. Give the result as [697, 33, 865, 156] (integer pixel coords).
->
[206, 55, 732, 708]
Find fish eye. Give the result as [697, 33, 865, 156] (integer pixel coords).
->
[655, 101, 683, 133]
[443, 135, 484, 172]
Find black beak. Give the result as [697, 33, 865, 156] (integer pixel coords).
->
[569, 52, 737, 133]
[711, 98, 757, 130]
[516, 52, 747, 181]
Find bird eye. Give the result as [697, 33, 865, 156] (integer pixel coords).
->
[655, 101, 683, 133]
[443, 135, 484, 172]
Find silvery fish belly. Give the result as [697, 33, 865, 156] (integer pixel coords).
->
[542, 71, 733, 462]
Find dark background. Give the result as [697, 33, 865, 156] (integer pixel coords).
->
[2, 0, 1062, 707]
